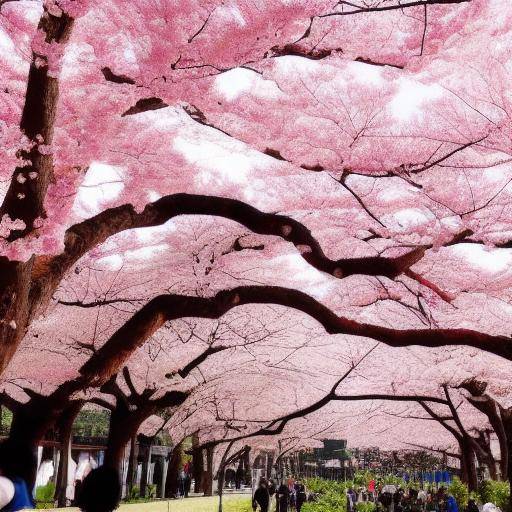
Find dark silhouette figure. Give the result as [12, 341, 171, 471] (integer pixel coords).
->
[75, 466, 121, 512]
[294, 481, 307, 512]
[253, 479, 270, 512]
[184, 472, 191, 498]
[276, 482, 290, 512]
[235, 463, 244, 490]
[0, 439, 36, 511]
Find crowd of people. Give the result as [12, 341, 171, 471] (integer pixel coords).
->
[347, 485, 460, 512]
[347, 483, 501, 512]
[253, 477, 308, 512]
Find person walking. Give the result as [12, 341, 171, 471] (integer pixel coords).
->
[235, 463, 244, 490]
[184, 471, 191, 498]
[253, 479, 270, 512]
[294, 481, 307, 512]
[276, 481, 290, 512]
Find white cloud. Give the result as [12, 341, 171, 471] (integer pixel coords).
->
[74, 162, 125, 216]
[451, 244, 512, 273]
[215, 68, 282, 101]
[389, 79, 443, 120]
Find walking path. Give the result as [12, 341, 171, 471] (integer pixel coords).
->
[50, 494, 252, 511]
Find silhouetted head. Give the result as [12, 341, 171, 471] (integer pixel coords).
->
[75, 466, 121, 512]
[0, 439, 36, 484]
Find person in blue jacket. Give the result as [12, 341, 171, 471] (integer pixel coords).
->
[446, 494, 459, 512]
[0, 439, 35, 511]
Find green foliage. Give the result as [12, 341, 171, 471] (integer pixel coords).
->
[479, 480, 510, 511]
[303, 477, 348, 512]
[35, 482, 55, 509]
[448, 477, 469, 509]
[356, 502, 377, 512]
[0, 406, 12, 435]
[354, 471, 374, 488]
[128, 485, 140, 500]
[72, 408, 110, 437]
[306, 477, 348, 495]
[302, 490, 347, 512]
[146, 483, 157, 499]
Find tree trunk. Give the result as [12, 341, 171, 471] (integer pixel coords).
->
[243, 446, 251, 486]
[459, 438, 478, 492]
[139, 439, 152, 499]
[165, 440, 184, 498]
[55, 401, 82, 507]
[192, 433, 204, 493]
[500, 408, 512, 512]
[0, 6, 75, 378]
[266, 452, 274, 480]
[203, 445, 214, 497]
[126, 435, 139, 494]
[217, 442, 234, 512]
[0, 10, 74, 240]
[8, 394, 67, 490]
[103, 403, 148, 473]
[0, 259, 35, 377]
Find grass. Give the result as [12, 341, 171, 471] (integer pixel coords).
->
[50, 494, 253, 512]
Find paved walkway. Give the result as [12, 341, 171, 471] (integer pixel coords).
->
[50, 494, 252, 511]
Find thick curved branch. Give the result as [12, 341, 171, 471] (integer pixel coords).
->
[46, 193, 426, 289]
[324, 0, 470, 17]
[76, 285, 512, 389]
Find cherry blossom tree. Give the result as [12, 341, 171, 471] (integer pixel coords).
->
[1, 0, 512, 501]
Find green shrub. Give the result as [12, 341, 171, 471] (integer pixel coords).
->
[448, 477, 469, 509]
[354, 471, 375, 488]
[35, 482, 55, 509]
[128, 485, 140, 500]
[146, 483, 157, 499]
[479, 480, 510, 511]
[356, 501, 377, 512]
[303, 478, 348, 512]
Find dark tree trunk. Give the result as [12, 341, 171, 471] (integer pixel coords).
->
[203, 445, 214, 497]
[243, 446, 251, 486]
[500, 409, 512, 512]
[8, 394, 66, 490]
[192, 433, 204, 493]
[126, 435, 139, 494]
[0, 10, 74, 240]
[103, 402, 148, 473]
[55, 401, 83, 507]
[0, 259, 35, 377]
[0, 7, 75, 378]
[266, 452, 274, 480]
[459, 438, 478, 492]
[165, 440, 184, 498]
[217, 442, 234, 512]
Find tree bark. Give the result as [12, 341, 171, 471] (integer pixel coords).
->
[103, 402, 149, 472]
[459, 437, 478, 492]
[217, 442, 235, 512]
[243, 446, 251, 486]
[126, 435, 139, 494]
[500, 408, 512, 512]
[165, 440, 184, 498]
[192, 433, 204, 493]
[203, 445, 214, 497]
[0, 8, 74, 239]
[55, 401, 83, 507]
